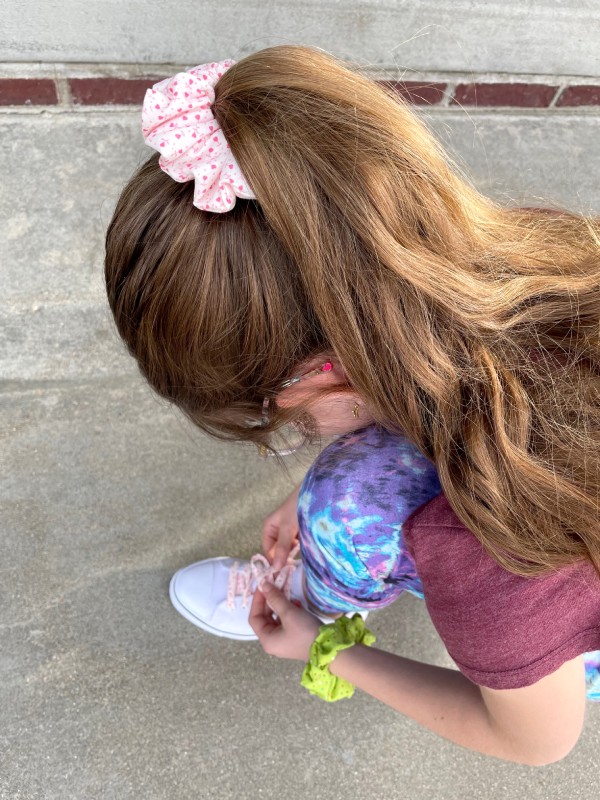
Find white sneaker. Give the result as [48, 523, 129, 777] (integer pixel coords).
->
[169, 543, 369, 641]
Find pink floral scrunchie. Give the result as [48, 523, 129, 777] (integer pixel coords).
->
[141, 59, 257, 213]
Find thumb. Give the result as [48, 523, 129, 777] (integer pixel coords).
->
[261, 581, 289, 614]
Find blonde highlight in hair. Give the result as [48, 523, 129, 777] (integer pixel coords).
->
[105, 44, 600, 580]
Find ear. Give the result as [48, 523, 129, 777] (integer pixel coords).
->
[325, 354, 350, 384]
[302, 353, 349, 385]
[275, 354, 339, 409]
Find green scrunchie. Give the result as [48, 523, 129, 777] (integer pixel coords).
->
[300, 613, 376, 702]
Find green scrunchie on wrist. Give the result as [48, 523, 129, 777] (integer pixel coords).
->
[300, 613, 376, 702]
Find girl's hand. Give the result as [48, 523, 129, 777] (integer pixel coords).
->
[261, 483, 303, 571]
[249, 581, 322, 662]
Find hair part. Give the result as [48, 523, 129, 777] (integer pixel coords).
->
[105, 44, 600, 580]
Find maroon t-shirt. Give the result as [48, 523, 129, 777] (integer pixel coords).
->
[403, 492, 600, 689]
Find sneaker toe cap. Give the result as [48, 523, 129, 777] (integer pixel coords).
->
[170, 557, 258, 639]
[171, 559, 218, 621]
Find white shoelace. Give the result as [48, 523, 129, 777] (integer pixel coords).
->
[226, 542, 301, 610]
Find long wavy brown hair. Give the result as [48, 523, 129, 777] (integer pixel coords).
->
[105, 44, 600, 580]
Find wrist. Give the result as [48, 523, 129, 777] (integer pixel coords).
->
[327, 641, 367, 678]
[300, 615, 377, 702]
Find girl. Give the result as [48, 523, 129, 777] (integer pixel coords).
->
[104, 45, 600, 765]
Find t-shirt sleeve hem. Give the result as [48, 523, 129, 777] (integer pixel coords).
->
[451, 629, 600, 690]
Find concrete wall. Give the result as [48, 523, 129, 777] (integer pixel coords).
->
[2, 0, 600, 76]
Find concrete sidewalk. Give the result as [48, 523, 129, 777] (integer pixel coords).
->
[2, 108, 600, 799]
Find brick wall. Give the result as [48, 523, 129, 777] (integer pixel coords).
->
[1, 72, 599, 109]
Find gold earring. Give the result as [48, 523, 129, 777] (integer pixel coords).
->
[352, 402, 360, 418]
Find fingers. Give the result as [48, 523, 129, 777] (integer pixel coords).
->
[261, 488, 302, 568]
[248, 586, 280, 641]
[262, 525, 297, 571]
[272, 542, 293, 571]
[261, 585, 295, 630]
[261, 521, 279, 561]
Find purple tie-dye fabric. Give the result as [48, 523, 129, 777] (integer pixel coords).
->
[297, 423, 441, 612]
[296, 423, 600, 700]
